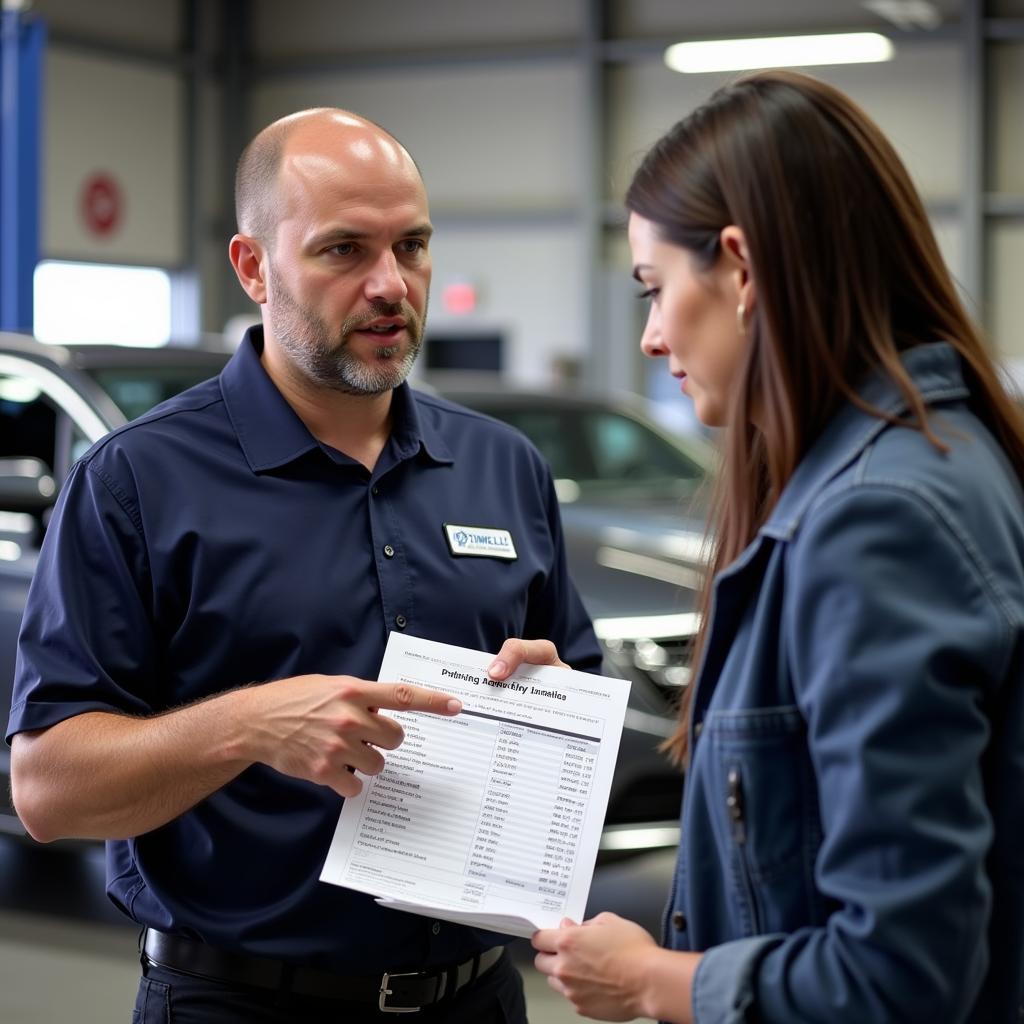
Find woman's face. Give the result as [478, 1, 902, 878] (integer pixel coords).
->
[628, 213, 750, 428]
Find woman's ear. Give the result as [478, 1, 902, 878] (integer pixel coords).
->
[719, 225, 756, 315]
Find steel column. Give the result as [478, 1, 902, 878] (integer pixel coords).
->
[0, 1, 44, 332]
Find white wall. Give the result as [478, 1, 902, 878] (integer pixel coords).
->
[426, 226, 587, 386]
[250, 63, 586, 212]
[249, 57, 589, 381]
[42, 48, 184, 266]
[251, 0, 584, 57]
[30, 0, 179, 51]
[24, 0, 1024, 367]
[610, 0, 963, 36]
[607, 44, 964, 203]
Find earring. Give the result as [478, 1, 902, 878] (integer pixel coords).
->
[736, 302, 746, 336]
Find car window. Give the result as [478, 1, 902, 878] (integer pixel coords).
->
[474, 402, 704, 491]
[0, 373, 58, 468]
[0, 361, 100, 484]
[85, 367, 220, 422]
[584, 412, 703, 483]
[486, 409, 594, 481]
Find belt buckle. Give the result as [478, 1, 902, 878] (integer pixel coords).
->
[379, 971, 423, 1014]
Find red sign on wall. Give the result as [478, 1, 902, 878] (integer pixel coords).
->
[80, 172, 123, 237]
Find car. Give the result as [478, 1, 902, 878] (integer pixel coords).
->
[430, 380, 713, 852]
[1, 335, 710, 856]
[0, 335, 233, 837]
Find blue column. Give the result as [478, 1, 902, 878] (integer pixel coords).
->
[0, 5, 45, 333]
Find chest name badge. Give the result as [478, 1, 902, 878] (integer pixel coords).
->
[444, 523, 518, 560]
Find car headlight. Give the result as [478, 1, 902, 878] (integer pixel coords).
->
[602, 635, 694, 694]
[593, 613, 697, 698]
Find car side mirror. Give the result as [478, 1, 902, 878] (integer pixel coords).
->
[0, 457, 57, 512]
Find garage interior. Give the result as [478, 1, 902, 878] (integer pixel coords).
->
[2, 1, 1023, 1022]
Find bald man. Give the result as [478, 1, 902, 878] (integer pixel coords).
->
[8, 109, 601, 1021]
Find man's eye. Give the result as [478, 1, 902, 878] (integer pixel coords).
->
[329, 243, 355, 256]
[399, 240, 426, 254]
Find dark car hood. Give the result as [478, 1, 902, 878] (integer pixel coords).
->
[559, 494, 708, 621]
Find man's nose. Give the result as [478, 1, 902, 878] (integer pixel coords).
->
[364, 250, 408, 304]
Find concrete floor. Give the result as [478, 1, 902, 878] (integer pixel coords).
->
[0, 836, 675, 1023]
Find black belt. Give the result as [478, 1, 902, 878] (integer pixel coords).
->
[140, 928, 504, 1013]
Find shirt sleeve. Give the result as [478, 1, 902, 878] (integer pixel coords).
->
[698, 483, 1011, 1023]
[6, 456, 159, 743]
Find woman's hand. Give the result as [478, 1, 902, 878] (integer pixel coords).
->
[487, 637, 570, 680]
[532, 913, 659, 1021]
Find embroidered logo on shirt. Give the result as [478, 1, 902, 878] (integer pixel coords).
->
[443, 523, 518, 560]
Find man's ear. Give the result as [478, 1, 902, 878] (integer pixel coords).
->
[719, 224, 755, 315]
[229, 234, 268, 304]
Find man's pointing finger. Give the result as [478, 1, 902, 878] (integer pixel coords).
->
[374, 681, 462, 716]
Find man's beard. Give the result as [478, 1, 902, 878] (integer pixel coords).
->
[267, 278, 425, 396]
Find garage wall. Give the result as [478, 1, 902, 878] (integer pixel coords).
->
[42, 49, 184, 266]
[249, 59, 588, 383]
[22, 0, 1024, 373]
[605, 43, 968, 310]
[988, 42, 1024, 358]
[250, 0, 584, 57]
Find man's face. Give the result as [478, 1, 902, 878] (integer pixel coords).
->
[263, 125, 433, 395]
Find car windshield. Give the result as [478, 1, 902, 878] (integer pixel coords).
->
[480, 406, 707, 499]
[84, 365, 222, 421]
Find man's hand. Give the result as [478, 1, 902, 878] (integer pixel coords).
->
[241, 675, 461, 797]
[487, 638, 570, 681]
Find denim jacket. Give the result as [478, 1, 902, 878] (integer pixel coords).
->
[668, 344, 1024, 1023]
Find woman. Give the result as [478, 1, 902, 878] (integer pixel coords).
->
[491, 71, 1024, 1022]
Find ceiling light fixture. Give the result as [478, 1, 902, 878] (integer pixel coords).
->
[664, 32, 894, 74]
[862, 0, 941, 31]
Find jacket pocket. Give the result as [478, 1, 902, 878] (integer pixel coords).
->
[705, 705, 827, 936]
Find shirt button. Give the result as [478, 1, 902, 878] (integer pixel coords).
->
[371, 485, 380, 496]
[383, 544, 395, 558]
[431, 922, 440, 935]
[671, 911, 687, 931]
[693, 721, 703, 739]
[395, 615, 407, 629]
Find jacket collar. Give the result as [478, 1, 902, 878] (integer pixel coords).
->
[761, 342, 969, 541]
[219, 326, 452, 473]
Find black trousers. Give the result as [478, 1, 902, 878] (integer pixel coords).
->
[132, 950, 528, 1023]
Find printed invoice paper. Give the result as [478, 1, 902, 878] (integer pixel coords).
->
[319, 632, 630, 938]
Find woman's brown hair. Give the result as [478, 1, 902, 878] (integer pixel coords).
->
[625, 70, 1024, 764]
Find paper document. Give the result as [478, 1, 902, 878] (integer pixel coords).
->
[320, 632, 630, 937]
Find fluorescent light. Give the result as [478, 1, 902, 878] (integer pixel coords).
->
[664, 32, 894, 74]
[34, 260, 172, 347]
[592, 611, 700, 642]
[0, 542, 22, 562]
[600, 822, 680, 852]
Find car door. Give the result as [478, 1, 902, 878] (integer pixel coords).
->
[0, 351, 111, 833]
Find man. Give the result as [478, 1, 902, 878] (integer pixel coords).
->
[7, 109, 601, 1021]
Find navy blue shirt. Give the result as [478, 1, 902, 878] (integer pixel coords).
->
[8, 328, 601, 971]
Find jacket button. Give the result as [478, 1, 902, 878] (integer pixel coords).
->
[395, 615, 407, 629]
[383, 544, 395, 558]
[671, 911, 687, 931]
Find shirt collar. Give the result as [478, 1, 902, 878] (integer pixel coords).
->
[219, 326, 453, 473]
[762, 342, 970, 540]
[387, 378, 454, 467]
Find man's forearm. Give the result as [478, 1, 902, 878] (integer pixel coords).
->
[10, 689, 255, 842]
